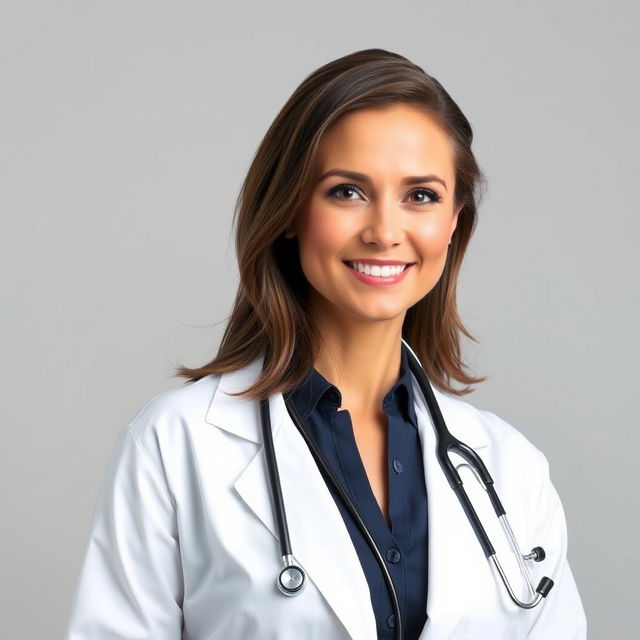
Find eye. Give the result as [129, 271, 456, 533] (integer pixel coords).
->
[408, 187, 443, 205]
[326, 183, 363, 201]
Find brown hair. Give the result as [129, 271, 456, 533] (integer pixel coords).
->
[174, 48, 489, 398]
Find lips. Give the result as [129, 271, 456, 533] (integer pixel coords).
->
[342, 260, 415, 286]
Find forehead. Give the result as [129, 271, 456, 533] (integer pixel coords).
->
[315, 104, 455, 179]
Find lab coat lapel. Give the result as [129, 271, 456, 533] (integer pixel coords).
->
[206, 357, 377, 640]
[412, 378, 491, 639]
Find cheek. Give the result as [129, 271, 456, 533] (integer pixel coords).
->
[413, 218, 454, 258]
[299, 207, 349, 263]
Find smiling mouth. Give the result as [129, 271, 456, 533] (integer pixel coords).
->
[343, 260, 415, 276]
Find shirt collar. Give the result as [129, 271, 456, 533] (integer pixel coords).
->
[287, 345, 418, 427]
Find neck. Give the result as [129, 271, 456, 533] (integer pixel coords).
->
[309, 298, 406, 417]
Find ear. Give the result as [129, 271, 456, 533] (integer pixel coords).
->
[449, 204, 462, 243]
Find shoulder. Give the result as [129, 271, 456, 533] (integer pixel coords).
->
[125, 374, 222, 456]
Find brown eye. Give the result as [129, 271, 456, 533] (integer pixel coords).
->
[326, 183, 363, 200]
[409, 188, 442, 204]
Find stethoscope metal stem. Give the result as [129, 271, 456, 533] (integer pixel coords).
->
[456, 461, 548, 602]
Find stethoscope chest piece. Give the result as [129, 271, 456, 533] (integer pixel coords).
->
[277, 554, 306, 596]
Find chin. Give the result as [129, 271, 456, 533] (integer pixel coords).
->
[348, 305, 409, 323]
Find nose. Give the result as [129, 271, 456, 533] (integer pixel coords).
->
[360, 198, 404, 249]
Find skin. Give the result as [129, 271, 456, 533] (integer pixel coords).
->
[285, 103, 462, 522]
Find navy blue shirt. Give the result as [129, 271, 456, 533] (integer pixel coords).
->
[287, 347, 429, 639]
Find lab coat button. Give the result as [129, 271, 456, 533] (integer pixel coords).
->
[386, 548, 401, 563]
[393, 458, 403, 474]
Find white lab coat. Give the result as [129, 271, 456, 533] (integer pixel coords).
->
[65, 354, 587, 639]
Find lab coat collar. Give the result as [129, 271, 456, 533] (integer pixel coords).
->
[205, 352, 490, 449]
[206, 354, 491, 640]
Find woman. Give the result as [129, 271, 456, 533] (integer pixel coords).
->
[65, 49, 587, 639]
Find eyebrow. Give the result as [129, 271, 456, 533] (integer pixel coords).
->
[318, 168, 448, 192]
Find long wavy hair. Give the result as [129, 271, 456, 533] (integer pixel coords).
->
[174, 48, 489, 398]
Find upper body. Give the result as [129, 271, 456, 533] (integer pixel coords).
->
[64, 352, 587, 639]
[66, 50, 588, 639]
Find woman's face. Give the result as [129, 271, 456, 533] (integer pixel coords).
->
[289, 103, 462, 326]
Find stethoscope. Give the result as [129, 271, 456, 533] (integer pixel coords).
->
[259, 338, 555, 640]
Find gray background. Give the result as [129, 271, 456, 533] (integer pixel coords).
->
[1, 1, 637, 638]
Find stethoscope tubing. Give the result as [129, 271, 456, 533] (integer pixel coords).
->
[260, 396, 293, 559]
[259, 339, 553, 640]
[403, 342, 501, 557]
[261, 392, 404, 638]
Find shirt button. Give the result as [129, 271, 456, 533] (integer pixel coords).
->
[386, 548, 401, 563]
[392, 458, 403, 474]
[387, 613, 396, 628]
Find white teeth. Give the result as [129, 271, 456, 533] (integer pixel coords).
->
[348, 261, 407, 276]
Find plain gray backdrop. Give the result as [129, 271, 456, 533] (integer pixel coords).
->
[1, 1, 637, 638]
